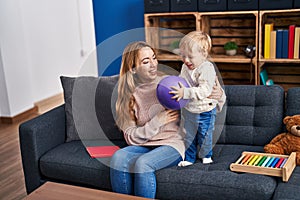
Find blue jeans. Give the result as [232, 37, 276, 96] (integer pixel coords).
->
[183, 108, 216, 163]
[110, 145, 182, 198]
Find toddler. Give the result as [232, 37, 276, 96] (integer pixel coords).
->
[170, 31, 220, 166]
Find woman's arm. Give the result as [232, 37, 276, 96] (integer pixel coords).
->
[123, 110, 179, 145]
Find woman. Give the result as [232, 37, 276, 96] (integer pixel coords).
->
[110, 41, 224, 198]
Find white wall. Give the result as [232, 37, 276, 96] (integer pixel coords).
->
[0, 0, 34, 117]
[0, 0, 97, 117]
[0, 47, 10, 116]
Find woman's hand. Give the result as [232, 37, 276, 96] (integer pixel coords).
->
[157, 110, 179, 125]
[208, 77, 223, 100]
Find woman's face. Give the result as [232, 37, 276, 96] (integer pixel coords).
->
[135, 47, 158, 83]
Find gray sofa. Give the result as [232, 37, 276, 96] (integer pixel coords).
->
[19, 75, 300, 200]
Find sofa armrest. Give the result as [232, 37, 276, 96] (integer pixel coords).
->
[19, 105, 66, 194]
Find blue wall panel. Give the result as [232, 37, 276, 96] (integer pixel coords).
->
[92, 0, 145, 76]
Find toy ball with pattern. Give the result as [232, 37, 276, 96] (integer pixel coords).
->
[156, 76, 190, 110]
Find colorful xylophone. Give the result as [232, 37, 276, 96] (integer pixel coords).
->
[230, 151, 296, 182]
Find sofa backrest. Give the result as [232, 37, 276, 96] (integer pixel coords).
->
[216, 85, 285, 146]
[286, 87, 300, 116]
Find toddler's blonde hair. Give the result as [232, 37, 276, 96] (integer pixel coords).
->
[179, 31, 212, 58]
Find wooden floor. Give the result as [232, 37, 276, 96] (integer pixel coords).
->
[0, 94, 64, 200]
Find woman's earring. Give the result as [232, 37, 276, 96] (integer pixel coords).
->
[132, 68, 136, 74]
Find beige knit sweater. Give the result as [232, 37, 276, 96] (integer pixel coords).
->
[122, 78, 185, 159]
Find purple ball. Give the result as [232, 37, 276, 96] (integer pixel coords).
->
[156, 76, 190, 110]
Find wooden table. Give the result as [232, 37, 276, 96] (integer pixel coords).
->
[24, 182, 150, 200]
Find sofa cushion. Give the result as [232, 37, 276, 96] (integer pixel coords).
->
[39, 140, 126, 190]
[217, 85, 284, 146]
[156, 144, 277, 200]
[272, 167, 300, 200]
[60, 75, 123, 142]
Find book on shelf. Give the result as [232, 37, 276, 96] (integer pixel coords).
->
[260, 69, 268, 85]
[270, 30, 276, 59]
[260, 69, 274, 86]
[282, 30, 289, 59]
[294, 27, 300, 59]
[264, 23, 274, 59]
[276, 30, 283, 59]
[276, 29, 289, 59]
[288, 25, 296, 59]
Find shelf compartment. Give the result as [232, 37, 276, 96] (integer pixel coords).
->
[258, 9, 300, 90]
[217, 63, 255, 85]
[144, 12, 198, 54]
[261, 63, 300, 91]
[259, 9, 300, 61]
[199, 11, 258, 58]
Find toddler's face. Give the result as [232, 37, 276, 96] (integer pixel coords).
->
[180, 46, 205, 70]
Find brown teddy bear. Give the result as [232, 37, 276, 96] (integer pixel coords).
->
[264, 115, 300, 166]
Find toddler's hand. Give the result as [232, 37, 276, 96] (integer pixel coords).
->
[157, 110, 179, 125]
[169, 82, 185, 101]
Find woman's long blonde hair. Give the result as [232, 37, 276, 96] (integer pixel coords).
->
[116, 41, 156, 130]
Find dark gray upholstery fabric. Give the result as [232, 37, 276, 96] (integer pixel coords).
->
[275, 87, 300, 200]
[40, 141, 113, 190]
[60, 75, 123, 142]
[217, 85, 284, 146]
[272, 168, 300, 200]
[286, 87, 300, 116]
[156, 144, 277, 200]
[19, 105, 66, 193]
